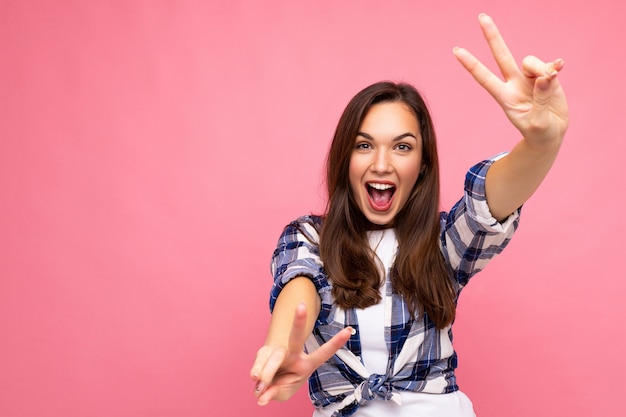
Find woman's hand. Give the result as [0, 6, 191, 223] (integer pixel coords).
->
[453, 13, 569, 148]
[250, 303, 352, 405]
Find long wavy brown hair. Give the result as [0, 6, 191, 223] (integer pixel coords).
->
[319, 81, 456, 329]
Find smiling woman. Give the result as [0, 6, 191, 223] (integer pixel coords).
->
[250, 13, 569, 417]
[251, 82, 508, 417]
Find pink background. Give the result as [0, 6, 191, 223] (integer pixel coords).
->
[1, 1, 624, 416]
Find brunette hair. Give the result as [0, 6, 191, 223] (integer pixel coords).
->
[319, 81, 456, 329]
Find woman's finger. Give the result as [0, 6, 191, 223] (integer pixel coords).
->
[478, 13, 519, 80]
[307, 327, 352, 369]
[287, 303, 309, 352]
[250, 346, 271, 383]
[521, 55, 563, 80]
[255, 346, 287, 395]
[453, 46, 504, 100]
[257, 383, 280, 406]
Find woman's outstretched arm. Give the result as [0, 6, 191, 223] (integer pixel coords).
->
[454, 13, 569, 221]
[250, 277, 351, 405]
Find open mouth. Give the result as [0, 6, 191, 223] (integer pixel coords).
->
[367, 182, 395, 210]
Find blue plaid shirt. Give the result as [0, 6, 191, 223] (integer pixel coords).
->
[269, 156, 520, 416]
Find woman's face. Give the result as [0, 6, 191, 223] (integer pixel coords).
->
[349, 101, 423, 227]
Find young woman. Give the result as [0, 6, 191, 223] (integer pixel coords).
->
[250, 13, 568, 417]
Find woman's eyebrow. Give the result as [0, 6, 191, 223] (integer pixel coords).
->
[356, 131, 418, 141]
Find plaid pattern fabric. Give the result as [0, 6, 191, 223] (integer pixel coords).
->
[269, 156, 520, 417]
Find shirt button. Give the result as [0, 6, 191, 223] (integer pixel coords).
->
[350, 328, 357, 335]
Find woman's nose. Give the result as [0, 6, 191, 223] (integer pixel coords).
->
[371, 149, 392, 173]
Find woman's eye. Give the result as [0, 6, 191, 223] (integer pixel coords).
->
[396, 144, 411, 151]
[356, 142, 371, 150]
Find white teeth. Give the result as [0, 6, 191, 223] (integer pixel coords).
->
[368, 183, 394, 190]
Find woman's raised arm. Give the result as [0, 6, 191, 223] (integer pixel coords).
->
[453, 13, 569, 221]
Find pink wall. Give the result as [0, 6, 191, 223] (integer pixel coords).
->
[1, 1, 624, 416]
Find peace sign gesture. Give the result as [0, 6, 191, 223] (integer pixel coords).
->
[250, 302, 352, 405]
[453, 13, 569, 147]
